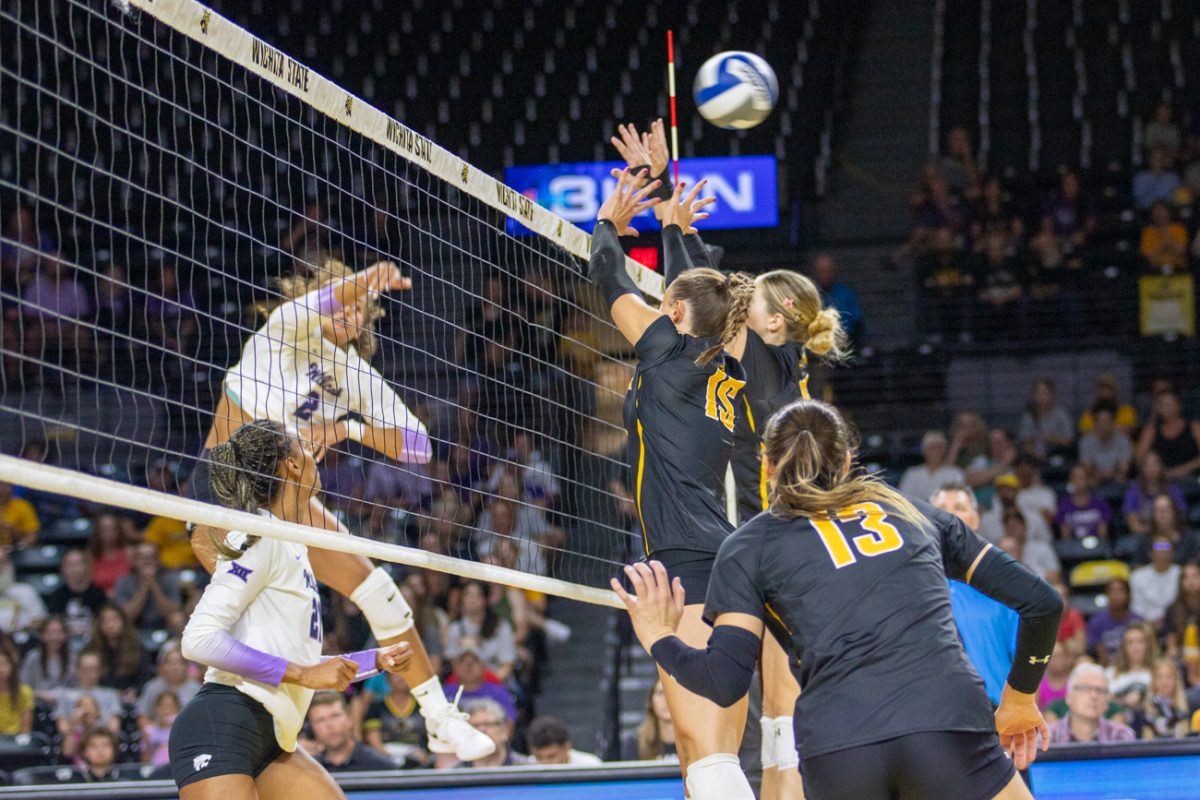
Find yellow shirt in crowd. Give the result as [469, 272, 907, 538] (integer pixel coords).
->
[143, 516, 198, 569]
[0, 685, 33, 735]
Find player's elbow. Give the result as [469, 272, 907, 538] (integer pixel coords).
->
[1028, 579, 1065, 623]
[712, 685, 749, 708]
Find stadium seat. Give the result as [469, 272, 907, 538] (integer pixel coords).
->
[1068, 560, 1131, 589]
[11, 765, 86, 785]
[11, 545, 63, 575]
[0, 734, 53, 773]
[40, 517, 92, 546]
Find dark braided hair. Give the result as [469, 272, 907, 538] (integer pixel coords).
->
[207, 420, 293, 560]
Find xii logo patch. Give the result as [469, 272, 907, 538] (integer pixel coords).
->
[227, 562, 253, 583]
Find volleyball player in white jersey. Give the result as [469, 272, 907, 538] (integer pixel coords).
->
[188, 258, 492, 761]
[171, 419, 411, 798]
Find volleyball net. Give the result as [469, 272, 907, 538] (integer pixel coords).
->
[0, 0, 666, 606]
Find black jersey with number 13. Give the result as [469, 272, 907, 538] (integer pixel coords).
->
[623, 315, 746, 556]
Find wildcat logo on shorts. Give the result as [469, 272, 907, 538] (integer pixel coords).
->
[193, 754, 212, 772]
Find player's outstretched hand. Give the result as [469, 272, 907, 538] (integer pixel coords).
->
[597, 168, 661, 236]
[363, 261, 413, 294]
[611, 560, 686, 654]
[994, 683, 1050, 770]
[376, 642, 413, 674]
[296, 657, 358, 691]
[611, 122, 654, 180]
[658, 179, 715, 235]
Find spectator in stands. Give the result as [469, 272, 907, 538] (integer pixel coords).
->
[1078, 373, 1137, 435]
[140, 690, 178, 766]
[1131, 535, 1181, 624]
[1051, 576, 1087, 657]
[897, 431, 964, 500]
[445, 581, 516, 682]
[1133, 147, 1182, 210]
[1137, 390, 1200, 480]
[0, 207, 54, 292]
[1149, 494, 1200, 567]
[1048, 663, 1136, 744]
[402, 572, 446, 675]
[142, 504, 196, 571]
[526, 716, 602, 765]
[917, 226, 974, 341]
[80, 604, 148, 694]
[20, 250, 92, 327]
[622, 679, 677, 763]
[20, 616, 73, 702]
[1144, 103, 1181, 162]
[443, 636, 517, 723]
[458, 698, 530, 768]
[308, 692, 395, 773]
[1018, 379, 1074, 460]
[54, 653, 120, 727]
[45, 549, 108, 643]
[362, 669, 430, 766]
[979, 473, 1049, 544]
[366, 456, 433, 515]
[1087, 578, 1142, 664]
[1141, 658, 1190, 738]
[811, 254, 863, 345]
[1140, 200, 1189, 272]
[144, 264, 197, 357]
[1030, 171, 1096, 268]
[87, 512, 131, 596]
[1105, 622, 1157, 706]
[998, 512, 1061, 580]
[1124, 452, 1186, 536]
[1015, 456, 1058, 541]
[1037, 642, 1074, 714]
[936, 127, 981, 196]
[0, 545, 45, 633]
[963, 428, 1018, 508]
[1055, 464, 1111, 541]
[972, 232, 1023, 339]
[135, 641, 198, 726]
[969, 176, 1024, 247]
[0, 649, 32, 734]
[77, 726, 120, 782]
[0, 479, 39, 550]
[1162, 562, 1200, 681]
[1078, 403, 1133, 485]
[112, 542, 181, 631]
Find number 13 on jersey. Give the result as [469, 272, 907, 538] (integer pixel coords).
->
[813, 502, 905, 568]
[705, 369, 746, 432]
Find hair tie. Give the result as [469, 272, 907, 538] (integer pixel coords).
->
[782, 297, 795, 309]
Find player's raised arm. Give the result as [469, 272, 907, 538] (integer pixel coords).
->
[938, 509, 1064, 768]
[588, 168, 664, 346]
[318, 259, 411, 313]
[660, 180, 716, 285]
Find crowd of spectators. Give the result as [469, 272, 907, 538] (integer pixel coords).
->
[897, 111, 1200, 343]
[899, 374, 1200, 744]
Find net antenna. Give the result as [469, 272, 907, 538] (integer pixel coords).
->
[0, 0, 665, 605]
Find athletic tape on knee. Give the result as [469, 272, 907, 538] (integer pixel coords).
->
[350, 567, 414, 640]
[684, 753, 755, 800]
[773, 716, 799, 770]
[759, 716, 779, 770]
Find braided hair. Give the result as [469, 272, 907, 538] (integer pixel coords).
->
[665, 268, 757, 366]
[206, 419, 293, 560]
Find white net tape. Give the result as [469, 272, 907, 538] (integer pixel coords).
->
[0, 0, 663, 604]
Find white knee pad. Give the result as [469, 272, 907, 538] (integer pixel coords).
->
[684, 753, 754, 800]
[773, 716, 799, 770]
[759, 715, 779, 770]
[349, 567, 414, 640]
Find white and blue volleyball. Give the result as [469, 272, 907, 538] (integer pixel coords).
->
[693, 51, 779, 129]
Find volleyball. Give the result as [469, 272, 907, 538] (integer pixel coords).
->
[693, 51, 779, 129]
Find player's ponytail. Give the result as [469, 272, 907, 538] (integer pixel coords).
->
[755, 270, 848, 360]
[697, 272, 756, 366]
[764, 400, 928, 529]
[206, 419, 292, 560]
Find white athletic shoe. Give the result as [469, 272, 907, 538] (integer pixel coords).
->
[422, 690, 496, 762]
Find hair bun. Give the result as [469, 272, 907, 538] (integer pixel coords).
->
[805, 308, 840, 356]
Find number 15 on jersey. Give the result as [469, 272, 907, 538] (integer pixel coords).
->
[705, 369, 746, 432]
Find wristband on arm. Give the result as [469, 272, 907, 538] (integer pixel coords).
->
[324, 649, 380, 682]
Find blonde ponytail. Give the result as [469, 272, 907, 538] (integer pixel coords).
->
[756, 270, 848, 361]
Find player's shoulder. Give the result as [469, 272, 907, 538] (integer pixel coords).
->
[721, 511, 786, 558]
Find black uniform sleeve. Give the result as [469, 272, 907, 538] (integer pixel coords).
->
[662, 224, 694, 287]
[966, 546, 1065, 694]
[634, 314, 686, 366]
[588, 219, 640, 307]
[685, 231, 718, 271]
[932, 505, 991, 582]
[649, 626, 761, 708]
[703, 535, 767, 625]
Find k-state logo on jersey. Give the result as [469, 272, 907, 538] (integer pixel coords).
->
[193, 754, 212, 771]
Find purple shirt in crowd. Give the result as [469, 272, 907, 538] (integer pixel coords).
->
[1055, 494, 1112, 539]
[21, 275, 92, 320]
[445, 680, 517, 723]
[1086, 610, 1143, 660]
[1122, 483, 1186, 522]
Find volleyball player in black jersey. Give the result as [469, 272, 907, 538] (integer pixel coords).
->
[612, 118, 846, 798]
[614, 399, 1061, 800]
[588, 168, 758, 799]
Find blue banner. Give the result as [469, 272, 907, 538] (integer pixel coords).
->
[504, 156, 778, 234]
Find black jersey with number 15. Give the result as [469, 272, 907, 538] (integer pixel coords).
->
[731, 330, 809, 524]
[704, 497, 997, 759]
[623, 315, 747, 556]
